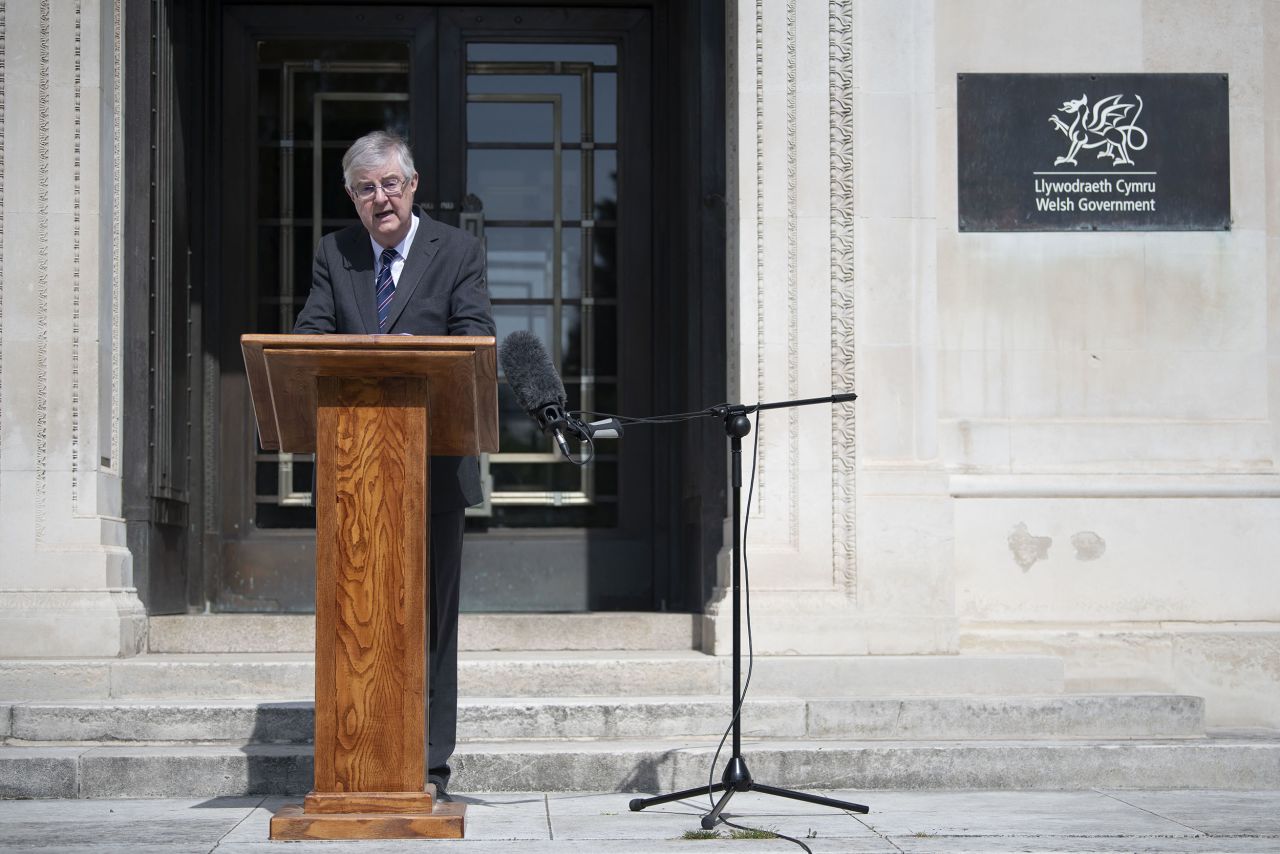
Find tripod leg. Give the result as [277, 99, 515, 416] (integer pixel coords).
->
[700, 786, 738, 830]
[629, 782, 727, 812]
[750, 782, 869, 814]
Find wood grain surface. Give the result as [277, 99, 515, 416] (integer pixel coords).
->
[303, 790, 435, 814]
[314, 376, 428, 795]
[270, 804, 465, 840]
[265, 350, 481, 454]
[242, 335, 497, 454]
[245, 336, 489, 839]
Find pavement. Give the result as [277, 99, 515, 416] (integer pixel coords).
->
[1, 789, 1278, 853]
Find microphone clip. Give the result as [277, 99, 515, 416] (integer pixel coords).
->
[531, 402, 579, 461]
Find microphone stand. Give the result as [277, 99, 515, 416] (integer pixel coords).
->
[628, 392, 868, 827]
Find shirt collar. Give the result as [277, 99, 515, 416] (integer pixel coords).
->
[370, 212, 419, 266]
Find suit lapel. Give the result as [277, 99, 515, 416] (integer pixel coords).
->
[382, 211, 441, 332]
[339, 227, 378, 334]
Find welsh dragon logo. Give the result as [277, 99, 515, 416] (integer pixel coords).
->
[1048, 93, 1149, 167]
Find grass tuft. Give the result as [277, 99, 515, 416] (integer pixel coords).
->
[681, 825, 782, 841]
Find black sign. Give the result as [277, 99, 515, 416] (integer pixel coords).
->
[957, 74, 1230, 232]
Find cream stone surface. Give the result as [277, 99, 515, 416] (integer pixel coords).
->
[934, 103, 958, 222]
[963, 627, 1179, 691]
[0, 0, 1276, 728]
[935, 0, 1144, 98]
[963, 625, 1280, 727]
[856, 484, 956, 650]
[1142, 0, 1264, 103]
[1004, 420, 1272, 472]
[954, 495, 1280, 623]
[857, 218, 924, 347]
[858, 0, 933, 95]
[1170, 630, 1280, 728]
[0, 0, 141, 657]
[0, 590, 145, 659]
[857, 346, 919, 460]
[1271, 135, 1280, 247]
[5, 3, 43, 84]
[713, 0, 1280, 726]
[1231, 118, 1267, 229]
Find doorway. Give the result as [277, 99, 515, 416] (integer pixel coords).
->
[215, 5, 670, 612]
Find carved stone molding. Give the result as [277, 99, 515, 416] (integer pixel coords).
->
[829, 0, 857, 598]
[110, 0, 122, 475]
[0, 587, 140, 611]
[30, 0, 89, 529]
[35, 0, 51, 541]
[72, 0, 83, 512]
[784, 0, 799, 547]
[0, 585, 147, 658]
[753, 0, 767, 510]
[0, 0, 7, 505]
[752, 0, 802, 540]
[949, 473, 1280, 499]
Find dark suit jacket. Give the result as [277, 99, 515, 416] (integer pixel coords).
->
[293, 208, 495, 513]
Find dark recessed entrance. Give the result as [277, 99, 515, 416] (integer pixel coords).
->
[125, 1, 726, 617]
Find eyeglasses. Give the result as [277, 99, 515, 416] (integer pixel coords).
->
[352, 176, 406, 200]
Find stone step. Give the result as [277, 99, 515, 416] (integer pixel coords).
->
[0, 694, 1204, 744]
[3, 735, 1276, 798]
[0, 652, 1065, 701]
[147, 613, 701, 654]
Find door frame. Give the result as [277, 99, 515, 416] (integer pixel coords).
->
[186, 0, 725, 614]
[216, 5, 438, 610]
[437, 6, 658, 611]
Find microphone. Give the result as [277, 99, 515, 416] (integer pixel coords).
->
[499, 330, 577, 459]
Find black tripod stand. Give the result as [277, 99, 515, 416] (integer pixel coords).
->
[628, 393, 868, 828]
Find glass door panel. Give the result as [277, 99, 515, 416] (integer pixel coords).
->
[464, 44, 620, 529]
[252, 41, 410, 531]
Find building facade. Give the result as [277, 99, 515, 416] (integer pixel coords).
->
[1, 0, 1277, 729]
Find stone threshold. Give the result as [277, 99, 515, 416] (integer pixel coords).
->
[3, 736, 1278, 798]
[0, 651, 1065, 700]
[147, 612, 702, 654]
[0, 694, 1205, 743]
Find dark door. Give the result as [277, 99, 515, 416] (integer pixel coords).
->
[216, 5, 655, 612]
[123, 0, 208, 613]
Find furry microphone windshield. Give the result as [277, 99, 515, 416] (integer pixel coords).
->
[498, 330, 567, 412]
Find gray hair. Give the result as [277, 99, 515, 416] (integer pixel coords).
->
[342, 131, 416, 190]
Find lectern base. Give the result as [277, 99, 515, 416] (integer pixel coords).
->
[269, 803, 466, 840]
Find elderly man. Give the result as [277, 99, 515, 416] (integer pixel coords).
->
[294, 130, 494, 800]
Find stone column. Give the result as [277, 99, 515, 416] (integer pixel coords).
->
[0, 0, 145, 657]
[704, 0, 956, 655]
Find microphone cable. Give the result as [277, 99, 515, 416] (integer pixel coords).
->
[697, 412, 810, 854]
[720, 818, 814, 852]
[560, 425, 596, 468]
[571, 406, 730, 427]
[704, 408, 759, 813]
[698, 411, 813, 854]
[571, 401, 768, 797]
[560, 405, 712, 467]
[573, 399, 847, 849]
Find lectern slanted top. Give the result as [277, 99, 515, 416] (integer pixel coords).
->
[242, 334, 497, 841]
[243, 333, 498, 455]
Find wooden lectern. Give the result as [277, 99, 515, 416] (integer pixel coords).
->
[241, 334, 498, 840]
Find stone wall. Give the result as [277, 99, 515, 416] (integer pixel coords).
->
[714, 0, 1280, 726]
[0, 0, 144, 657]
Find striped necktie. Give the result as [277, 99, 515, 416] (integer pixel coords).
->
[375, 246, 397, 332]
